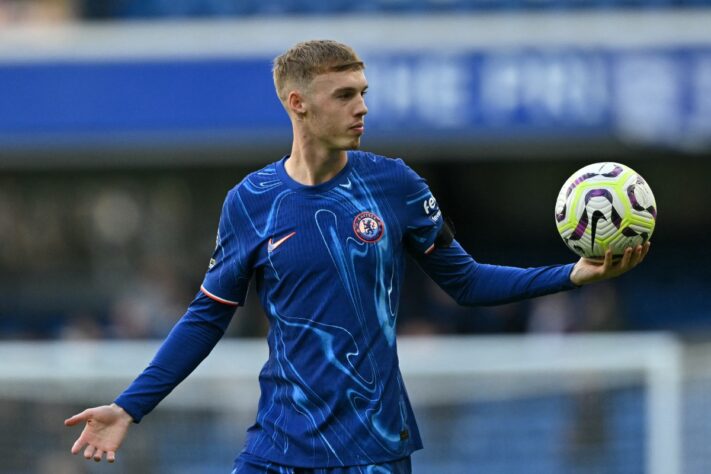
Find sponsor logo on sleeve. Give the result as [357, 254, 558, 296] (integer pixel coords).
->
[423, 195, 442, 223]
[208, 231, 220, 269]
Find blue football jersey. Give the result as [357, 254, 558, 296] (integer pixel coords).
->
[114, 151, 577, 468]
[201, 152, 441, 466]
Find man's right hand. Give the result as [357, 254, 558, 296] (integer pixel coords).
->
[64, 403, 133, 463]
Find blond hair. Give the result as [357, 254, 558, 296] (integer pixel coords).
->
[272, 40, 364, 105]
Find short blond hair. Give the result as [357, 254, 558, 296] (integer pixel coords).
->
[273, 40, 364, 104]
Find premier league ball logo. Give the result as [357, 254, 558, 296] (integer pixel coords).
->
[353, 211, 384, 243]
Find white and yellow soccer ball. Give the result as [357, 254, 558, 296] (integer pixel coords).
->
[555, 162, 656, 260]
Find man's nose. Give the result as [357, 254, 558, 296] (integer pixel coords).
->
[356, 96, 368, 116]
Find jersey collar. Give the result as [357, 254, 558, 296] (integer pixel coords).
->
[276, 152, 354, 193]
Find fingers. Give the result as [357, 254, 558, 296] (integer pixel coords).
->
[84, 444, 96, 460]
[624, 244, 645, 268]
[603, 248, 613, 270]
[630, 244, 644, 266]
[619, 246, 633, 268]
[77, 443, 116, 463]
[583, 242, 650, 285]
[617, 243, 649, 272]
[71, 436, 86, 455]
[68, 409, 93, 456]
[74, 439, 113, 463]
[64, 409, 92, 426]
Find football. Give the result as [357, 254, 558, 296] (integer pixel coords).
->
[555, 162, 656, 260]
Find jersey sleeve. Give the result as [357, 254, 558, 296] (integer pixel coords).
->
[398, 159, 444, 255]
[414, 239, 578, 306]
[114, 291, 236, 422]
[200, 190, 252, 306]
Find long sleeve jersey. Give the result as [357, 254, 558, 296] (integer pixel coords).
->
[115, 151, 576, 468]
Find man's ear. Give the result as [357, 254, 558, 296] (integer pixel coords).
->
[287, 90, 307, 119]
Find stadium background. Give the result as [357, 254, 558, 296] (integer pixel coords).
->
[0, 1, 709, 473]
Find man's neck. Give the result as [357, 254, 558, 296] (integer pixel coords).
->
[286, 141, 348, 186]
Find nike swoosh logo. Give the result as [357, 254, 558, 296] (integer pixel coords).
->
[590, 210, 606, 254]
[268, 231, 296, 253]
[339, 178, 352, 189]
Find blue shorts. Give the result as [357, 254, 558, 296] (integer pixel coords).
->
[232, 453, 412, 474]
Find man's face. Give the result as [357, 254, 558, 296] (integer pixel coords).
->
[300, 69, 368, 150]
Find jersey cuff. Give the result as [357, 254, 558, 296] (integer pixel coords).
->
[200, 285, 240, 306]
[113, 398, 142, 424]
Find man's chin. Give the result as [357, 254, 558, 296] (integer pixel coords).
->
[332, 137, 362, 151]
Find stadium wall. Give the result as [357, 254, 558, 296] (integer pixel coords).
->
[1, 12, 710, 166]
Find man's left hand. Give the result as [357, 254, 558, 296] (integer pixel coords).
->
[570, 242, 651, 286]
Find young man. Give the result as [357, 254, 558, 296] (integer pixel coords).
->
[65, 40, 649, 473]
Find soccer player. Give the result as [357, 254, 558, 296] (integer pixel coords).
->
[65, 40, 650, 473]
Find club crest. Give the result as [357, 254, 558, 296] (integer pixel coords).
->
[353, 211, 384, 243]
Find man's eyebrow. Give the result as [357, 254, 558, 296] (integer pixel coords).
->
[333, 85, 369, 94]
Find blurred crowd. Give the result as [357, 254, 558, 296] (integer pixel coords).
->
[0, 0, 74, 23]
[0, 167, 261, 339]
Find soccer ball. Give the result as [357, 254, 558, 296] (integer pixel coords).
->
[555, 162, 656, 260]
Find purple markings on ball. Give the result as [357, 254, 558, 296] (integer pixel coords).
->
[611, 207, 622, 228]
[565, 173, 597, 198]
[601, 165, 624, 178]
[570, 210, 589, 240]
[621, 227, 650, 244]
[555, 204, 567, 223]
[565, 165, 623, 199]
[584, 188, 613, 205]
[627, 179, 657, 219]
